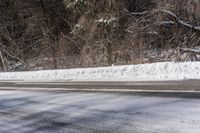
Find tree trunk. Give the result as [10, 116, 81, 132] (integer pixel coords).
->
[0, 50, 7, 71]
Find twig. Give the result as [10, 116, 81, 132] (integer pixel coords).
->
[63, 35, 81, 50]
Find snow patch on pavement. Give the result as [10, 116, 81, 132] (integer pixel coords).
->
[0, 62, 200, 81]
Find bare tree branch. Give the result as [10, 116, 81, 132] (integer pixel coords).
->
[160, 9, 200, 33]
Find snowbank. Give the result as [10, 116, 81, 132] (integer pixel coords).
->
[0, 62, 200, 81]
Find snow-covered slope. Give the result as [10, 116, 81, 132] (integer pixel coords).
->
[0, 62, 200, 81]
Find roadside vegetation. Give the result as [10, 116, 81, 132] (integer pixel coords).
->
[0, 0, 200, 71]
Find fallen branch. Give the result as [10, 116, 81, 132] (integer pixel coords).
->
[160, 21, 176, 26]
[0, 27, 23, 54]
[160, 9, 200, 33]
[123, 8, 149, 16]
[0, 44, 25, 65]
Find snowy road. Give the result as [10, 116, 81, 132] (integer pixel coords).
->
[0, 90, 200, 133]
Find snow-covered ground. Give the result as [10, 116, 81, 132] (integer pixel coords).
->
[0, 62, 200, 81]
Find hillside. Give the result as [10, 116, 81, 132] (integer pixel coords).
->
[0, 0, 200, 71]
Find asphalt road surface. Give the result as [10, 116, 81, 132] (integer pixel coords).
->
[1, 80, 200, 92]
[0, 90, 200, 133]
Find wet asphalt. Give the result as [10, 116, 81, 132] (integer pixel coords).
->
[0, 90, 200, 133]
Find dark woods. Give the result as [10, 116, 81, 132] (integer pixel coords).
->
[0, 0, 200, 71]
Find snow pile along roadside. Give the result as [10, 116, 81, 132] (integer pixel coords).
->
[0, 62, 200, 81]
